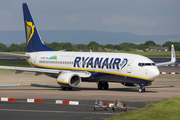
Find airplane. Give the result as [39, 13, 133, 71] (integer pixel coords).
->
[0, 3, 176, 92]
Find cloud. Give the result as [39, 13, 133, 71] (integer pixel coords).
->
[101, 14, 157, 27]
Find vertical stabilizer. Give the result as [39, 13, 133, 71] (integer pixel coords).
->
[22, 3, 53, 52]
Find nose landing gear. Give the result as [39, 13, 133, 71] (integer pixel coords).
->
[139, 86, 145, 93]
[139, 82, 146, 93]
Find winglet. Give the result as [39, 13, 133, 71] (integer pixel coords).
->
[171, 44, 176, 63]
[155, 44, 176, 67]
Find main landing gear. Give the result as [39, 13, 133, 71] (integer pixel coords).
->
[61, 87, 72, 90]
[98, 82, 109, 90]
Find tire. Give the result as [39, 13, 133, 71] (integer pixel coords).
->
[143, 88, 145, 92]
[104, 82, 109, 90]
[139, 87, 145, 93]
[67, 87, 72, 90]
[139, 88, 143, 93]
[98, 82, 103, 90]
[61, 87, 66, 90]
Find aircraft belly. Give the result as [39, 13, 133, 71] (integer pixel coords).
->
[87, 71, 152, 84]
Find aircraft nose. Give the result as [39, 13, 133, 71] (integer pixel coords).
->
[150, 67, 159, 79]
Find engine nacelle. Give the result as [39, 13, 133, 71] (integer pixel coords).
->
[121, 83, 136, 86]
[57, 72, 81, 88]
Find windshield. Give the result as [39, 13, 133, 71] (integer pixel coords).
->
[138, 63, 156, 67]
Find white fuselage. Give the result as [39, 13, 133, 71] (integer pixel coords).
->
[26, 51, 159, 84]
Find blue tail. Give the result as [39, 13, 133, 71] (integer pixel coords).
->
[22, 3, 53, 52]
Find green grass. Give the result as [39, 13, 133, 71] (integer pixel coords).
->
[0, 59, 31, 67]
[0, 59, 31, 71]
[107, 97, 180, 120]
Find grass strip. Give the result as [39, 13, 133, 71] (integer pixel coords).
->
[107, 97, 180, 120]
[0, 59, 31, 71]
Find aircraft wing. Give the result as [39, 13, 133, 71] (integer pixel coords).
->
[0, 66, 61, 73]
[0, 85, 19, 87]
[0, 52, 30, 58]
[0, 66, 91, 78]
[156, 45, 176, 67]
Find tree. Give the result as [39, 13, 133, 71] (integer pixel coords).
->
[87, 41, 99, 50]
[19, 43, 27, 52]
[75, 44, 87, 51]
[62, 42, 72, 51]
[114, 45, 121, 50]
[0, 43, 8, 52]
[144, 40, 156, 47]
[163, 41, 180, 51]
[138, 43, 146, 51]
[46, 42, 61, 51]
[104, 44, 114, 49]
[8, 43, 21, 52]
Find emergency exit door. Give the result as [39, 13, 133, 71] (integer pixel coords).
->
[127, 59, 133, 73]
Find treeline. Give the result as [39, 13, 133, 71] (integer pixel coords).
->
[0, 41, 180, 52]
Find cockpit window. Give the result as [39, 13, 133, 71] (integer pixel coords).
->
[145, 63, 151, 66]
[138, 63, 156, 67]
[152, 63, 156, 66]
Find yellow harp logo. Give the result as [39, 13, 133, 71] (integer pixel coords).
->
[26, 21, 35, 45]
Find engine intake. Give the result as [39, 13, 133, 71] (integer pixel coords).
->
[57, 72, 81, 87]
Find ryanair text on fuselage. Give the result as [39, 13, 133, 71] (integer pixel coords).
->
[73, 57, 128, 69]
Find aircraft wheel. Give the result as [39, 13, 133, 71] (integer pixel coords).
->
[139, 87, 145, 93]
[67, 87, 72, 90]
[61, 87, 66, 90]
[98, 82, 103, 90]
[143, 88, 145, 92]
[139, 88, 142, 93]
[103, 82, 109, 90]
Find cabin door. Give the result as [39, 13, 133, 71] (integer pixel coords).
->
[127, 59, 133, 73]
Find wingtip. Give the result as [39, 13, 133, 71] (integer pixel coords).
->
[171, 44, 176, 63]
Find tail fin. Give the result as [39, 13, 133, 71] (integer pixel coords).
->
[22, 3, 53, 52]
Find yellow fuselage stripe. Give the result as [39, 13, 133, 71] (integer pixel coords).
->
[26, 59, 154, 82]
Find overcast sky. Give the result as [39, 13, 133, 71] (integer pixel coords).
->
[0, 0, 180, 35]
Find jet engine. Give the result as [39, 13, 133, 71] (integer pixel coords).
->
[57, 72, 82, 88]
